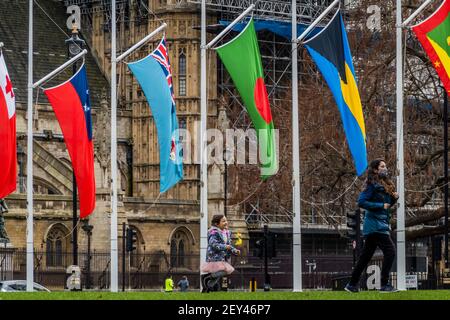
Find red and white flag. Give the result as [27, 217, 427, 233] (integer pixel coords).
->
[0, 52, 16, 198]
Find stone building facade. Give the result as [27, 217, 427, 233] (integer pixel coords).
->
[0, 0, 248, 273]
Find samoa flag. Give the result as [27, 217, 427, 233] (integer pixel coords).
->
[44, 64, 95, 218]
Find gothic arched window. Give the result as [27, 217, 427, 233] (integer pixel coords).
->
[178, 49, 186, 96]
[170, 239, 177, 267]
[178, 239, 185, 266]
[170, 229, 190, 268]
[45, 225, 69, 267]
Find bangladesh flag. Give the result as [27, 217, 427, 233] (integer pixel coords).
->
[215, 19, 278, 178]
[412, 0, 450, 95]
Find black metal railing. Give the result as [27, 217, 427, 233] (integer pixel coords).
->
[0, 248, 438, 291]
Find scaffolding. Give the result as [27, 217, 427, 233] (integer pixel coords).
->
[60, 0, 338, 225]
[198, 0, 336, 225]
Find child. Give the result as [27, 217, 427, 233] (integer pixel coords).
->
[201, 215, 240, 292]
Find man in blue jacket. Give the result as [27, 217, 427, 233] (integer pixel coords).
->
[345, 159, 399, 293]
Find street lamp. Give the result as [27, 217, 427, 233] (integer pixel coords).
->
[223, 148, 232, 217]
[0, 199, 9, 243]
[65, 23, 86, 267]
[81, 220, 93, 289]
[65, 23, 86, 60]
[17, 145, 26, 193]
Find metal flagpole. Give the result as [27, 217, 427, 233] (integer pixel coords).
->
[200, 0, 208, 291]
[116, 23, 167, 62]
[205, 4, 255, 50]
[200, 2, 254, 292]
[32, 50, 87, 88]
[291, 0, 302, 292]
[108, 17, 167, 291]
[297, 0, 339, 43]
[293, 0, 339, 293]
[26, 0, 34, 292]
[396, 0, 406, 291]
[401, 0, 432, 27]
[398, 0, 433, 291]
[110, 0, 119, 292]
[444, 89, 448, 269]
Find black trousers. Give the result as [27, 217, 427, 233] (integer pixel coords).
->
[350, 232, 396, 287]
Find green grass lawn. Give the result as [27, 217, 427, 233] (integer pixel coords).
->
[0, 290, 449, 300]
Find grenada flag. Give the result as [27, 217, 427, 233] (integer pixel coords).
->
[412, 0, 450, 95]
[215, 18, 278, 178]
[44, 64, 95, 218]
[0, 52, 16, 198]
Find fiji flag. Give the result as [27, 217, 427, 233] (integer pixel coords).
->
[44, 65, 96, 218]
[127, 36, 183, 192]
[304, 10, 367, 176]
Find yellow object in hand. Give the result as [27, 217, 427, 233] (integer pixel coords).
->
[235, 232, 243, 246]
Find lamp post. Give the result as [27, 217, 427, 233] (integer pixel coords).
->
[65, 23, 85, 267]
[221, 147, 232, 291]
[81, 221, 93, 289]
[223, 149, 232, 218]
[443, 88, 448, 269]
[17, 145, 26, 193]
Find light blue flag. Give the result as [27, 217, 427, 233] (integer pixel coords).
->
[127, 37, 183, 192]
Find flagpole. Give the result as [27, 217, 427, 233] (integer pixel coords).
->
[396, 0, 406, 291]
[200, 0, 208, 291]
[395, 0, 433, 292]
[292, 0, 340, 293]
[116, 23, 167, 62]
[205, 4, 255, 49]
[26, 0, 34, 292]
[200, 4, 255, 291]
[443, 88, 448, 269]
[296, 0, 339, 43]
[401, 0, 432, 27]
[32, 50, 87, 88]
[292, 0, 302, 292]
[110, 0, 119, 292]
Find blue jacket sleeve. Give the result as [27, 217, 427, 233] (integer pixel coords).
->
[227, 230, 238, 253]
[208, 230, 227, 252]
[358, 184, 385, 210]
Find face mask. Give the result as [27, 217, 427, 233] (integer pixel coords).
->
[378, 168, 388, 178]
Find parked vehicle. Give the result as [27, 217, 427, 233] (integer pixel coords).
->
[0, 280, 51, 292]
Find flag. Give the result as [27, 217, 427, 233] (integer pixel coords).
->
[215, 19, 278, 178]
[0, 52, 16, 198]
[412, 0, 450, 95]
[44, 65, 95, 218]
[127, 36, 183, 192]
[304, 10, 367, 176]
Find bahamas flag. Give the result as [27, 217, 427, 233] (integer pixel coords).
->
[304, 10, 367, 176]
[127, 36, 183, 193]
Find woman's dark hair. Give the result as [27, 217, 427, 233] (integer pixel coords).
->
[367, 159, 396, 196]
[211, 214, 225, 226]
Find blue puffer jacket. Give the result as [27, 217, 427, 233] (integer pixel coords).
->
[206, 226, 238, 262]
[358, 183, 398, 236]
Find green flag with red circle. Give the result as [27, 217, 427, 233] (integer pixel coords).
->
[215, 18, 278, 178]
